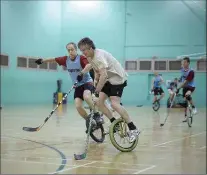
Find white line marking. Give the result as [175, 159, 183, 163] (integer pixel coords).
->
[49, 161, 97, 174]
[97, 160, 155, 167]
[153, 131, 206, 147]
[133, 165, 156, 174]
[82, 165, 138, 171]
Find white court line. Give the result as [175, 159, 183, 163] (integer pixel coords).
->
[49, 161, 97, 174]
[133, 165, 156, 174]
[81, 165, 138, 171]
[97, 160, 155, 167]
[199, 146, 206, 149]
[153, 131, 206, 147]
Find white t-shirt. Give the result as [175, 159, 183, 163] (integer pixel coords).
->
[87, 49, 128, 85]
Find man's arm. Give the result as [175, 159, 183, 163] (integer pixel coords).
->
[95, 68, 108, 92]
[94, 70, 100, 87]
[36, 56, 67, 66]
[81, 64, 93, 74]
[178, 70, 194, 89]
[42, 58, 56, 63]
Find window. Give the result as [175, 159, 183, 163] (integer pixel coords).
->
[17, 57, 27, 68]
[39, 62, 48, 70]
[139, 60, 151, 71]
[0, 54, 9, 66]
[49, 62, 57, 70]
[197, 59, 206, 71]
[125, 61, 137, 71]
[154, 61, 167, 71]
[168, 60, 182, 71]
[28, 58, 38, 68]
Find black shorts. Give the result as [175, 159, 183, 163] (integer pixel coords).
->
[153, 87, 164, 96]
[182, 87, 195, 97]
[74, 82, 94, 100]
[101, 81, 127, 98]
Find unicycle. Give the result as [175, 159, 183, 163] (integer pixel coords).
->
[186, 101, 193, 127]
[149, 89, 160, 111]
[85, 96, 105, 143]
[152, 100, 160, 111]
[108, 117, 139, 152]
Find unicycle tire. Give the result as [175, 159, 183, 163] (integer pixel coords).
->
[187, 107, 193, 127]
[90, 124, 105, 143]
[109, 118, 139, 152]
[85, 115, 105, 143]
[153, 101, 160, 111]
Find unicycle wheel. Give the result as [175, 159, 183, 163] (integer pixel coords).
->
[153, 100, 160, 111]
[187, 107, 193, 127]
[109, 118, 139, 152]
[85, 115, 105, 143]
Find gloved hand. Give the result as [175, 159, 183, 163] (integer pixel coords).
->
[77, 72, 83, 82]
[176, 88, 180, 95]
[94, 91, 99, 97]
[35, 58, 43, 65]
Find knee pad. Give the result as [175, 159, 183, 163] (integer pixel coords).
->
[185, 95, 192, 101]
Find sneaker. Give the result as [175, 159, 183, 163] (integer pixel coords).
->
[93, 112, 104, 125]
[182, 116, 187, 122]
[127, 129, 141, 143]
[192, 108, 197, 115]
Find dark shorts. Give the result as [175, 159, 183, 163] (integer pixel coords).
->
[182, 87, 195, 97]
[101, 81, 127, 98]
[153, 87, 164, 96]
[74, 82, 94, 100]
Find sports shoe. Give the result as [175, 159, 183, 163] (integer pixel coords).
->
[192, 107, 197, 115]
[127, 129, 141, 143]
[93, 112, 104, 125]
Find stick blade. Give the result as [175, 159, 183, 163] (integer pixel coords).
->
[74, 153, 86, 160]
[22, 126, 40, 132]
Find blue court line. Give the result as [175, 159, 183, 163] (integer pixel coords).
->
[2, 135, 67, 173]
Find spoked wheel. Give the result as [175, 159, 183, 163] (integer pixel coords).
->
[85, 115, 105, 143]
[186, 107, 193, 127]
[109, 118, 139, 152]
[153, 100, 160, 111]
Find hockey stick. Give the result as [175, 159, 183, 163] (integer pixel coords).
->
[74, 94, 97, 160]
[160, 91, 176, 127]
[22, 82, 77, 132]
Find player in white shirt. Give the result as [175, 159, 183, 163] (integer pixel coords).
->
[76, 37, 140, 143]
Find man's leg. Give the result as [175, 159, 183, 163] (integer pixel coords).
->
[185, 90, 197, 115]
[158, 88, 165, 101]
[153, 88, 158, 104]
[75, 98, 88, 119]
[109, 84, 140, 143]
[98, 92, 115, 122]
[83, 87, 104, 124]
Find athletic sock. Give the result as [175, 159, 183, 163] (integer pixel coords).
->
[110, 117, 116, 123]
[128, 122, 137, 130]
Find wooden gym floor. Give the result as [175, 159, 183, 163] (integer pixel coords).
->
[1, 104, 206, 174]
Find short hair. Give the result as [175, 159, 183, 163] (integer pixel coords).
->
[66, 42, 77, 50]
[78, 37, 96, 50]
[174, 78, 178, 80]
[183, 57, 190, 64]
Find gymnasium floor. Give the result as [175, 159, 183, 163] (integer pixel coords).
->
[1, 104, 206, 174]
